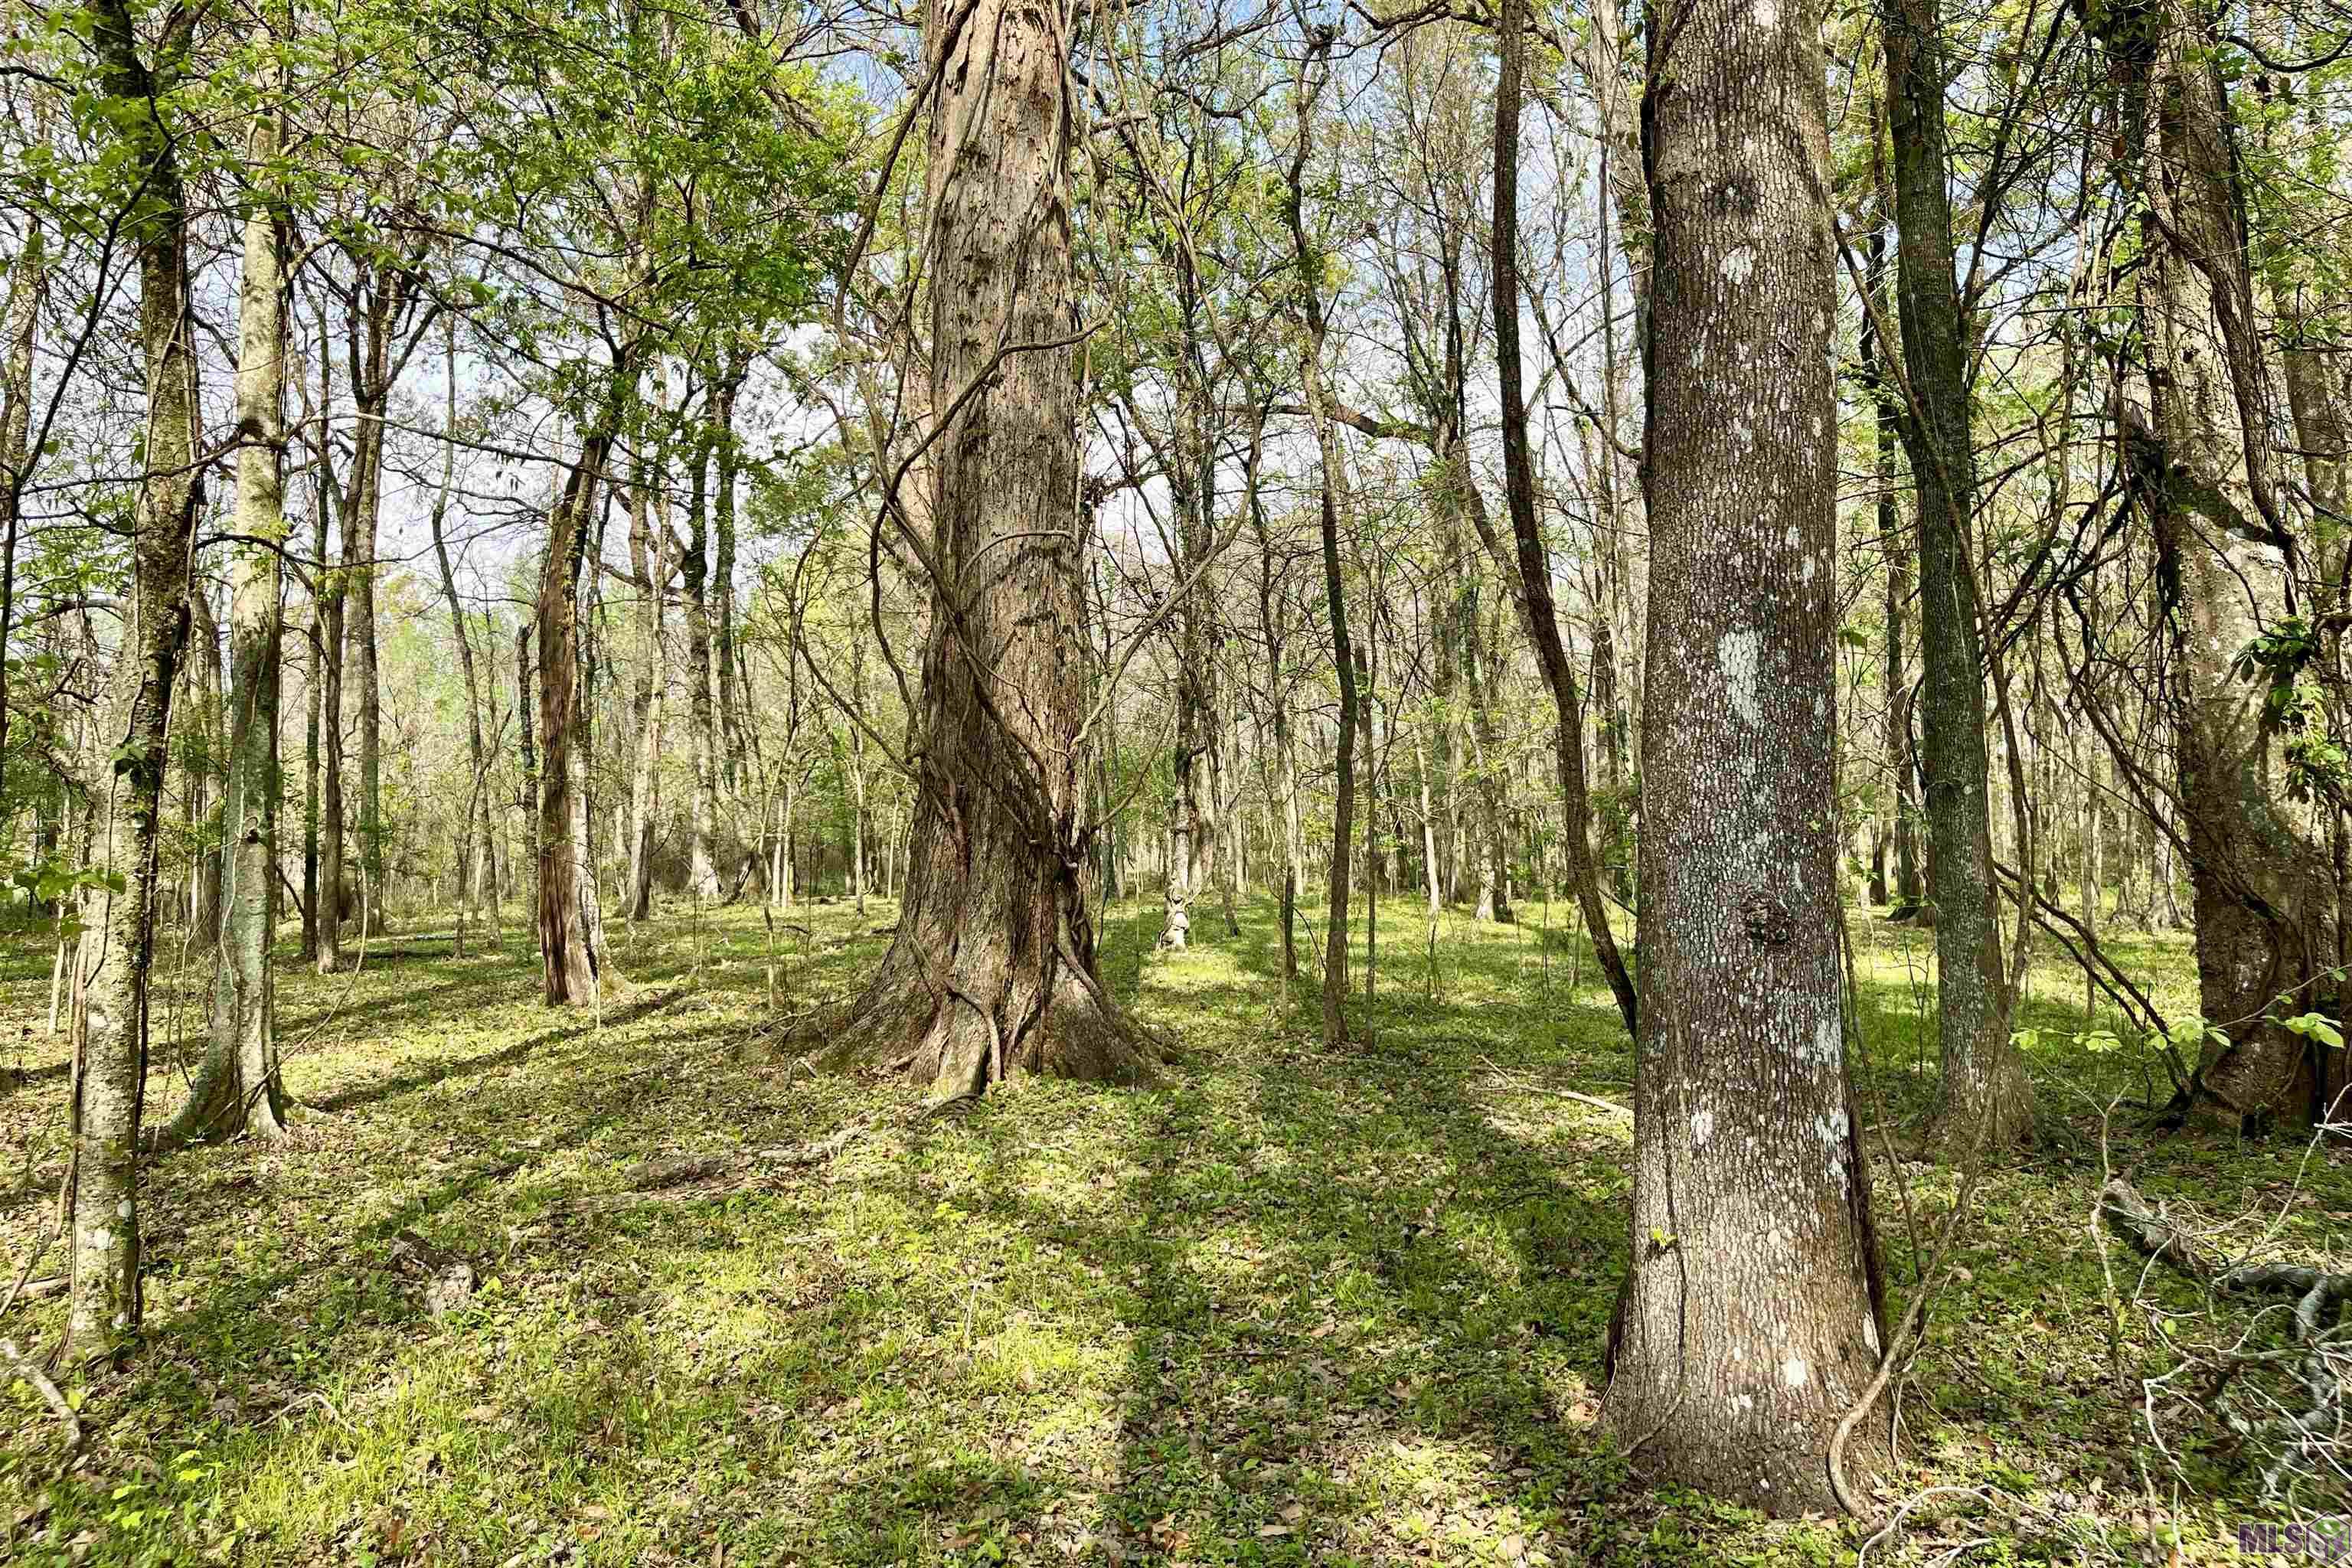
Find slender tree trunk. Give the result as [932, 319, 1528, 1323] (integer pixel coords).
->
[712, 359, 749, 798]
[1860, 209, 1918, 913]
[429, 329, 495, 947]
[0, 215, 43, 787]
[344, 266, 404, 939]
[302, 598, 320, 959]
[1601, 0, 1886, 1506]
[682, 408, 723, 900]
[1884, 0, 2034, 1143]
[1491, 0, 1635, 1036]
[1284, 27, 1357, 1050]
[69, 0, 205, 1361]
[315, 329, 347, 973]
[161, 58, 292, 1147]
[188, 579, 224, 946]
[517, 620, 540, 958]
[625, 481, 669, 922]
[537, 356, 636, 1004]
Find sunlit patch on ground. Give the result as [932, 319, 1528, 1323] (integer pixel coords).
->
[0, 897, 2341, 1563]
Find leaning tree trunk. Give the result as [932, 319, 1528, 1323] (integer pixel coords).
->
[68, 0, 204, 1361]
[159, 60, 292, 1148]
[1491, 0, 1635, 1037]
[1599, 0, 1886, 1508]
[2098, 0, 2324, 1123]
[819, 0, 1157, 1100]
[1883, 0, 2035, 1146]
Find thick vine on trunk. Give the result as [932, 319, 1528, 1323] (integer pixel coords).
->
[820, 0, 1158, 1100]
[2096, 0, 2328, 1124]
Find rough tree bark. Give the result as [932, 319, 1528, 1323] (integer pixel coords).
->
[1600, 0, 1887, 1508]
[819, 0, 1158, 1099]
[2096, 0, 2325, 1123]
[1883, 0, 2034, 1145]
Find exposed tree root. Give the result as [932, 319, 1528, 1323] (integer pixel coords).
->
[812, 945, 1164, 1102]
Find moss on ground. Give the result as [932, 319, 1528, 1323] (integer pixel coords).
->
[0, 895, 2342, 1563]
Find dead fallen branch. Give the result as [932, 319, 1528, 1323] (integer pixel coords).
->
[2097, 1176, 2351, 1494]
[1, 1335, 82, 1453]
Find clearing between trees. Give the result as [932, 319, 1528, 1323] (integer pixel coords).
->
[0, 898, 2337, 1565]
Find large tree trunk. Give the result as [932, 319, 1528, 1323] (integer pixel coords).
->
[820, 0, 1156, 1101]
[1883, 0, 2034, 1146]
[2098, 0, 2324, 1124]
[1601, 0, 1886, 1508]
[161, 62, 292, 1148]
[537, 356, 636, 1004]
[69, 0, 204, 1361]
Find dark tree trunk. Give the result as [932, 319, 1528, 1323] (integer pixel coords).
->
[1283, 26, 1357, 1050]
[683, 400, 722, 900]
[1883, 0, 2034, 1145]
[2096, 0, 2325, 1124]
[537, 355, 635, 1004]
[1601, 0, 1886, 1508]
[69, 0, 204, 1360]
[1491, 0, 1635, 1037]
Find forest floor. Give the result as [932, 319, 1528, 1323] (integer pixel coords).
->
[0, 893, 2344, 1566]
